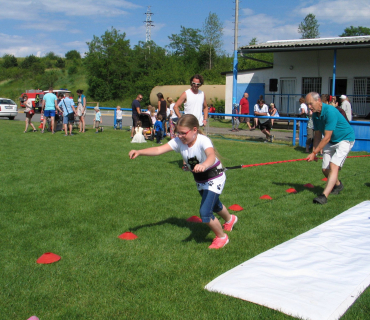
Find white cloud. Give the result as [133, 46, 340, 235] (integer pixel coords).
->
[297, 0, 370, 24]
[223, 9, 300, 49]
[0, 0, 141, 21]
[19, 22, 69, 32]
[0, 32, 87, 57]
[223, 0, 370, 52]
[241, 8, 254, 16]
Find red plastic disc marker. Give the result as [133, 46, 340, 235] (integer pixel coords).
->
[304, 183, 314, 188]
[228, 204, 244, 211]
[260, 195, 272, 200]
[118, 232, 138, 240]
[36, 252, 61, 264]
[186, 216, 202, 223]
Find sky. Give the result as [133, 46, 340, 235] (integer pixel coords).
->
[0, 0, 369, 58]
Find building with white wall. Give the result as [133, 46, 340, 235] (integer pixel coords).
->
[224, 36, 370, 117]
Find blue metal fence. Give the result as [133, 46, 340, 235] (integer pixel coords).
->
[265, 93, 370, 117]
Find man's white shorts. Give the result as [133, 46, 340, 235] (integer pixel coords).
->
[322, 140, 355, 169]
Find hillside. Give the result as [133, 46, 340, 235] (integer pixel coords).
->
[0, 60, 133, 108]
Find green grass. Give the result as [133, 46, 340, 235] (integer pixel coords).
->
[1, 121, 369, 319]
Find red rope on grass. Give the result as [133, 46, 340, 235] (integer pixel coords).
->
[241, 158, 308, 168]
[237, 154, 370, 169]
[347, 155, 370, 159]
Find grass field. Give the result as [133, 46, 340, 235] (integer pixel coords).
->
[1, 120, 369, 319]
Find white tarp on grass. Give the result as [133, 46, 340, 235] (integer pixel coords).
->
[205, 201, 370, 320]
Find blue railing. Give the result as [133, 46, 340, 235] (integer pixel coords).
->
[264, 93, 370, 117]
[86, 106, 132, 125]
[211, 113, 306, 147]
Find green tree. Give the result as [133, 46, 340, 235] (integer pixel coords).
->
[68, 65, 78, 75]
[20, 55, 39, 68]
[20, 55, 44, 75]
[44, 51, 58, 60]
[55, 57, 65, 68]
[238, 38, 273, 70]
[339, 26, 370, 36]
[85, 27, 131, 101]
[128, 40, 192, 103]
[202, 12, 223, 70]
[168, 26, 204, 71]
[298, 13, 320, 39]
[65, 50, 81, 60]
[34, 70, 60, 88]
[2, 54, 18, 68]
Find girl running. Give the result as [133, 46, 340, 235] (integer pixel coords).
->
[129, 114, 237, 249]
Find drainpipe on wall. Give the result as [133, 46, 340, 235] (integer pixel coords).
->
[332, 49, 337, 97]
[232, 0, 239, 106]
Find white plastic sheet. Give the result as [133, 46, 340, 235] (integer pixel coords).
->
[205, 201, 370, 320]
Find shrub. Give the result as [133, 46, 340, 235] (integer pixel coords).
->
[2, 54, 18, 68]
[65, 50, 81, 60]
[68, 65, 78, 75]
[55, 58, 65, 69]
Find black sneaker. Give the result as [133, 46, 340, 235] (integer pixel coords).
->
[313, 194, 327, 204]
[331, 181, 344, 195]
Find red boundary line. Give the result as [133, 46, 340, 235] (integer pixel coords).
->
[239, 154, 370, 169]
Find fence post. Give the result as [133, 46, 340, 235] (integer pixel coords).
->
[299, 120, 307, 147]
[293, 119, 296, 146]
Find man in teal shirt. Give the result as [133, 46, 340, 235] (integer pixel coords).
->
[42, 87, 58, 133]
[305, 92, 355, 204]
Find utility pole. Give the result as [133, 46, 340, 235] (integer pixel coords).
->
[232, 0, 239, 107]
[144, 6, 154, 43]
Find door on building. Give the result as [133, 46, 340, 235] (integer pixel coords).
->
[279, 78, 296, 115]
[329, 78, 347, 96]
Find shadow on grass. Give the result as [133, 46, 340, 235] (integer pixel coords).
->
[272, 181, 323, 195]
[168, 159, 184, 170]
[293, 146, 311, 155]
[129, 217, 212, 243]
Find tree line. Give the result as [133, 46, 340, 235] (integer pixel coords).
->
[0, 50, 82, 89]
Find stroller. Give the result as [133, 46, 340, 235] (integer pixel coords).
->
[139, 113, 154, 140]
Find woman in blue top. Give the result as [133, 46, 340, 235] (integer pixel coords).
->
[77, 89, 86, 133]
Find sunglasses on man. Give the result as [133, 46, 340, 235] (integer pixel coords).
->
[192, 82, 201, 86]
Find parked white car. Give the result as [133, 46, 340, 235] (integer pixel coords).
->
[0, 98, 18, 120]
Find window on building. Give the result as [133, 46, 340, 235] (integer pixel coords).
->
[353, 77, 370, 116]
[354, 78, 370, 103]
[301, 77, 322, 95]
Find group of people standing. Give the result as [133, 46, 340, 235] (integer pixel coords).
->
[23, 87, 87, 135]
[130, 74, 209, 146]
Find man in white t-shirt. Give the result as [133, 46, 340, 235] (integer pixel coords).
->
[254, 99, 274, 142]
[339, 95, 352, 121]
[173, 74, 209, 127]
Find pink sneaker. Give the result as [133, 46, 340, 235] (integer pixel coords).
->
[223, 215, 238, 231]
[208, 234, 229, 249]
